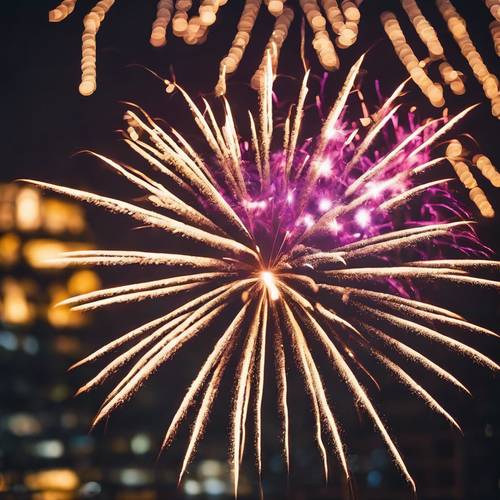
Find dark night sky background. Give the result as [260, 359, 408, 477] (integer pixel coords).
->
[1, 1, 500, 499]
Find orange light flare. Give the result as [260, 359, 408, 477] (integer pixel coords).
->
[260, 270, 281, 301]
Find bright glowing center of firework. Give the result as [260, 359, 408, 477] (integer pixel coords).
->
[318, 159, 332, 176]
[260, 271, 280, 301]
[319, 198, 332, 212]
[355, 208, 371, 228]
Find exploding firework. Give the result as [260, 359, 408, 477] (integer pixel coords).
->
[24, 55, 498, 494]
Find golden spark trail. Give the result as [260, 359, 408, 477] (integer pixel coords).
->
[161, 299, 255, 454]
[49, 0, 498, 119]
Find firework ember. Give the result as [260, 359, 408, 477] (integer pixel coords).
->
[49, 0, 498, 113]
[436, 0, 499, 117]
[24, 55, 498, 494]
[381, 0, 500, 115]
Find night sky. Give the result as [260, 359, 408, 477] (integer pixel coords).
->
[2, 1, 500, 499]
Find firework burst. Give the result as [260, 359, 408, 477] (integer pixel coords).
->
[24, 54, 499, 494]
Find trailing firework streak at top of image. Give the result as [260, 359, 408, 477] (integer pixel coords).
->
[49, 0, 500, 116]
[24, 51, 499, 495]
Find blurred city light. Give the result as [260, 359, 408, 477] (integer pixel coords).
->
[117, 468, 154, 487]
[16, 188, 41, 232]
[130, 433, 152, 455]
[32, 439, 65, 459]
[198, 459, 224, 478]
[0, 233, 21, 266]
[184, 479, 202, 495]
[24, 469, 79, 492]
[0, 330, 18, 351]
[203, 477, 227, 495]
[79, 481, 102, 497]
[367, 469, 383, 488]
[0, 184, 98, 329]
[1, 278, 34, 325]
[6, 413, 42, 436]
